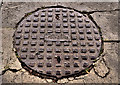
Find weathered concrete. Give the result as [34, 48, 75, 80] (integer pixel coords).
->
[2, 70, 22, 83]
[91, 11, 118, 40]
[1, 2, 119, 84]
[22, 71, 47, 83]
[2, 28, 22, 70]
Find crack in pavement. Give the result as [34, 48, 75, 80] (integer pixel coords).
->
[44, 79, 49, 83]
[55, 5, 120, 14]
[81, 8, 120, 14]
[103, 40, 120, 43]
[0, 68, 22, 76]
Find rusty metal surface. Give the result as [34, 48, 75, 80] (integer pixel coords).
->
[13, 7, 102, 79]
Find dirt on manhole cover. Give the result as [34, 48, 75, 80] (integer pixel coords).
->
[13, 6, 102, 80]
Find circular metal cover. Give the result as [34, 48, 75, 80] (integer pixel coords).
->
[13, 7, 102, 79]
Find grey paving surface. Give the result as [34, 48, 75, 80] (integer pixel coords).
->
[91, 11, 119, 40]
[1, 2, 119, 84]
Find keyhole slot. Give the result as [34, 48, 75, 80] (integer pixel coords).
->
[55, 14, 60, 20]
[56, 56, 61, 63]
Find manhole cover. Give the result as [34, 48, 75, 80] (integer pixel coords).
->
[13, 7, 102, 79]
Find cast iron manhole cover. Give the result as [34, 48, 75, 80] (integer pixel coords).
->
[13, 7, 102, 79]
